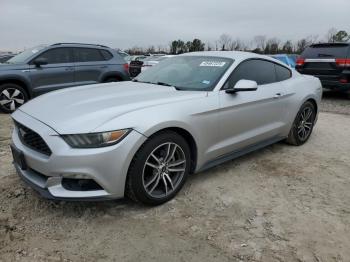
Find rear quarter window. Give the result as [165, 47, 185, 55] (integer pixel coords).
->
[301, 44, 349, 58]
[275, 64, 292, 82]
[74, 48, 105, 62]
[100, 50, 113, 60]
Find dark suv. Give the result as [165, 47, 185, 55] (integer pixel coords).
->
[0, 43, 130, 113]
[296, 43, 350, 93]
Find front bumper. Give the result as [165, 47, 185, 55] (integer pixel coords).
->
[11, 110, 147, 200]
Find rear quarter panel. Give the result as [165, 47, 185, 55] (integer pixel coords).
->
[284, 73, 322, 134]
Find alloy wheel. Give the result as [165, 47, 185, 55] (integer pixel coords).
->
[0, 88, 25, 112]
[297, 106, 314, 141]
[142, 142, 186, 198]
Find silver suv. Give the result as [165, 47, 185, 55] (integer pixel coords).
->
[0, 43, 130, 113]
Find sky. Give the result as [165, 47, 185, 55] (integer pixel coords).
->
[0, 0, 349, 51]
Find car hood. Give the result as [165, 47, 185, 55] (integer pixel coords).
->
[0, 63, 28, 71]
[18, 81, 207, 134]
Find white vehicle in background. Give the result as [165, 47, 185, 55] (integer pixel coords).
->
[141, 55, 175, 72]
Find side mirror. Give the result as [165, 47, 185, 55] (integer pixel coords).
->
[225, 80, 258, 94]
[33, 58, 48, 67]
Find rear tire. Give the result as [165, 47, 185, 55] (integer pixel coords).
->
[286, 101, 316, 146]
[126, 131, 191, 206]
[0, 84, 28, 113]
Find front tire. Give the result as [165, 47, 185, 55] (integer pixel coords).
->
[126, 131, 191, 206]
[0, 84, 28, 113]
[286, 101, 316, 146]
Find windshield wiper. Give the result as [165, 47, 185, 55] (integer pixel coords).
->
[132, 79, 184, 90]
[155, 82, 172, 87]
[155, 82, 184, 90]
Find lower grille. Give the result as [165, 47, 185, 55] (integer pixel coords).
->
[15, 121, 52, 156]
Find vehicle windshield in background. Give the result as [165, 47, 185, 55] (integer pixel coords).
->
[135, 56, 233, 91]
[6, 45, 46, 64]
[301, 43, 349, 58]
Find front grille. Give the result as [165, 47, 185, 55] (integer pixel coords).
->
[15, 121, 52, 156]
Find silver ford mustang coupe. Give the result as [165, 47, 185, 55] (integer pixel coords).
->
[11, 51, 322, 205]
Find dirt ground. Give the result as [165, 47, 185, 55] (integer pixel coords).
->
[0, 91, 350, 262]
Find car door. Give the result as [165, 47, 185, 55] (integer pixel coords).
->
[73, 47, 109, 86]
[28, 47, 75, 95]
[216, 59, 291, 157]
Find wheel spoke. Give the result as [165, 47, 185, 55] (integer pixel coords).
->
[1, 90, 11, 99]
[145, 161, 159, 169]
[168, 167, 185, 172]
[162, 175, 168, 195]
[145, 173, 160, 188]
[11, 89, 20, 98]
[305, 108, 312, 120]
[165, 144, 177, 163]
[13, 98, 24, 104]
[163, 173, 174, 190]
[304, 123, 312, 130]
[301, 128, 306, 139]
[168, 159, 185, 167]
[149, 174, 161, 194]
[163, 144, 171, 162]
[151, 153, 161, 164]
[0, 99, 11, 106]
[10, 101, 16, 111]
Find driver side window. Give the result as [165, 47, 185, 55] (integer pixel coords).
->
[227, 59, 277, 88]
[33, 48, 73, 64]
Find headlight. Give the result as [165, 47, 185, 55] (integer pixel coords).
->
[62, 129, 131, 148]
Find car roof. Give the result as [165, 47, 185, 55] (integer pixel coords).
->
[180, 51, 281, 62]
[50, 43, 110, 49]
[270, 54, 291, 57]
[310, 42, 349, 48]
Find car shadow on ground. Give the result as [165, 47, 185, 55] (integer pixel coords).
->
[322, 90, 349, 100]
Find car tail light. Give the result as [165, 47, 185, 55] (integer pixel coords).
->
[123, 63, 129, 72]
[339, 78, 348, 83]
[296, 58, 305, 66]
[335, 58, 350, 67]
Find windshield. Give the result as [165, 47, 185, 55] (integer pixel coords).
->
[135, 56, 233, 91]
[6, 45, 46, 64]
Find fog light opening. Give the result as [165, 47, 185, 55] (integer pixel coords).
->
[61, 178, 104, 191]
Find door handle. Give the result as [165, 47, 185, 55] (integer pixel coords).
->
[273, 93, 283, 99]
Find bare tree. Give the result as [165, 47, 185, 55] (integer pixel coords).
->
[265, 38, 281, 54]
[253, 35, 267, 51]
[219, 34, 232, 51]
[326, 28, 337, 42]
[206, 42, 213, 51]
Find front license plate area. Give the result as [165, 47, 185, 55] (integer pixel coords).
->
[10, 145, 27, 170]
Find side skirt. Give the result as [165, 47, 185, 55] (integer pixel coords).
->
[197, 136, 285, 173]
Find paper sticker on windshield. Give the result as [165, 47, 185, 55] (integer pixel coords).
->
[32, 49, 39, 54]
[200, 61, 226, 67]
[202, 80, 210, 85]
